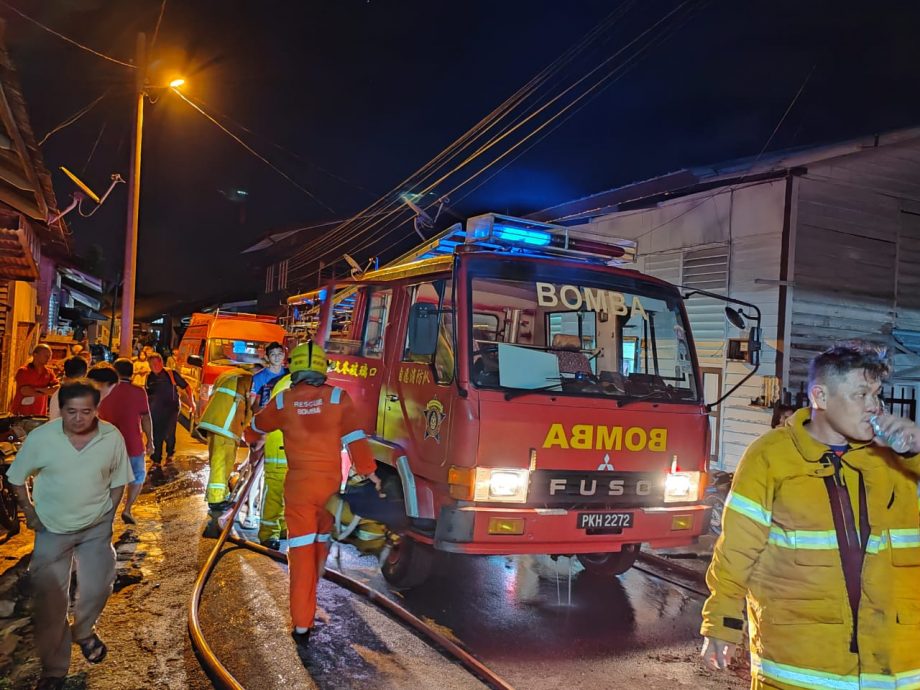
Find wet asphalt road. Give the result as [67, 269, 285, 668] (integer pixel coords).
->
[188, 432, 747, 689]
[329, 548, 746, 689]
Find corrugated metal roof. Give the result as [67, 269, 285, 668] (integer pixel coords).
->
[531, 125, 920, 225]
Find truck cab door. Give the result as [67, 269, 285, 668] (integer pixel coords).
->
[322, 284, 392, 435]
[382, 279, 455, 469]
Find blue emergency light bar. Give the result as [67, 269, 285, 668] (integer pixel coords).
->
[492, 224, 552, 246]
[465, 213, 632, 262]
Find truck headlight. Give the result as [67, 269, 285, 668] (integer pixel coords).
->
[664, 471, 702, 503]
[448, 466, 530, 503]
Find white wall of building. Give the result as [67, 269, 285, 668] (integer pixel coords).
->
[570, 179, 787, 469]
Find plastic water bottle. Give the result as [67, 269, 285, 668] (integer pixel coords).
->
[869, 414, 914, 454]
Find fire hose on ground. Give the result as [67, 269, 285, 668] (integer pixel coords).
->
[188, 453, 515, 690]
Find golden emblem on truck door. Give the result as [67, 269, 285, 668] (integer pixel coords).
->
[423, 399, 447, 443]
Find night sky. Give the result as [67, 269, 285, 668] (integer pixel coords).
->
[6, 0, 920, 306]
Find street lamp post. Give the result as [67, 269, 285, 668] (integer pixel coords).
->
[119, 31, 146, 356]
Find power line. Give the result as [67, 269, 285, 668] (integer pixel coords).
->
[172, 89, 335, 214]
[625, 61, 817, 242]
[288, 0, 696, 276]
[38, 88, 110, 146]
[150, 0, 167, 51]
[0, 0, 136, 69]
[286, 1, 641, 273]
[309, 2, 638, 257]
[81, 121, 108, 175]
[285, 3, 636, 265]
[182, 92, 379, 199]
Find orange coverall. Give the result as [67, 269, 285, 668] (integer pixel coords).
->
[249, 383, 375, 630]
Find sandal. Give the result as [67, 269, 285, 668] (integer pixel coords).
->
[75, 632, 107, 664]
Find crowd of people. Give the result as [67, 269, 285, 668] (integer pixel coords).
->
[5, 342, 194, 690]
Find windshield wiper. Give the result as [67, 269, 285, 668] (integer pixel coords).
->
[503, 383, 563, 401]
[616, 387, 678, 408]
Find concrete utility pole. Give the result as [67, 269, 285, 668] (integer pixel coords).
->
[120, 32, 146, 356]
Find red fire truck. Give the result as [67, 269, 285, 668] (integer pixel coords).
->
[290, 213, 760, 588]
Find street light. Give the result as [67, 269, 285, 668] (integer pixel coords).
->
[119, 30, 185, 355]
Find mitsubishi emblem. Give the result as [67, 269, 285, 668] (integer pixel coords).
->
[597, 454, 615, 471]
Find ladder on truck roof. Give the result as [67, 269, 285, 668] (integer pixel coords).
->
[286, 213, 636, 308]
[282, 214, 636, 337]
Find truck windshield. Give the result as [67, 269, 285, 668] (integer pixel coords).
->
[207, 338, 269, 370]
[469, 272, 698, 402]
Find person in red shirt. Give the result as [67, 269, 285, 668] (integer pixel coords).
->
[97, 359, 154, 524]
[247, 342, 380, 645]
[11, 344, 59, 416]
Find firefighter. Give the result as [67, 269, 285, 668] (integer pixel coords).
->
[198, 367, 253, 510]
[701, 343, 920, 688]
[247, 342, 380, 644]
[258, 374, 291, 550]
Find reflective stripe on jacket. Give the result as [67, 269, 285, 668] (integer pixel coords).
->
[197, 368, 253, 440]
[249, 381, 376, 481]
[263, 375, 292, 473]
[702, 407, 920, 689]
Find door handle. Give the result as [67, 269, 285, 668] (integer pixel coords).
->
[387, 394, 400, 402]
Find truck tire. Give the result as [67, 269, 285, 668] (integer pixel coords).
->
[704, 494, 725, 536]
[577, 544, 639, 577]
[380, 535, 435, 590]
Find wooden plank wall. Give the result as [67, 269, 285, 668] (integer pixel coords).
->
[790, 141, 920, 386]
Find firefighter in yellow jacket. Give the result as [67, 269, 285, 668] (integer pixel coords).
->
[198, 367, 253, 510]
[701, 343, 920, 689]
[259, 374, 291, 550]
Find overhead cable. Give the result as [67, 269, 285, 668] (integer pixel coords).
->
[300, 1, 638, 259]
[0, 0, 135, 69]
[626, 61, 818, 241]
[150, 0, 167, 51]
[173, 89, 335, 214]
[286, 1, 639, 273]
[38, 89, 111, 146]
[288, 0, 696, 277]
[183, 92, 379, 199]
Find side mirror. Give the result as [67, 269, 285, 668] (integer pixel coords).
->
[407, 303, 439, 356]
[725, 306, 746, 329]
[187, 354, 204, 367]
[747, 326, 762, 367]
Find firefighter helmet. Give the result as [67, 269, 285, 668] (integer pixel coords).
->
[289, 341, 327, 375]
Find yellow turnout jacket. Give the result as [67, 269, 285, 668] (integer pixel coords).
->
[197, 368, 253, 441]
[702, 408, 920, 689]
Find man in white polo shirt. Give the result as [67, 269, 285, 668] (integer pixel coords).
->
[8, 379, 133, 690]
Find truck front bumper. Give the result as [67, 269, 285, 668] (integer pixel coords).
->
[432, 503, 710, 555]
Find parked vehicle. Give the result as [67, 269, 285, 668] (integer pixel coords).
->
[0, 415, 46, 541]
[288, 213, 762, 588]
[176, 311, 287, 428]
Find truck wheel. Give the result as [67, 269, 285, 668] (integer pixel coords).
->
[577, 544, 639, 577]
[380, 535, 435, 589]
[704, 494, 725, 536]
